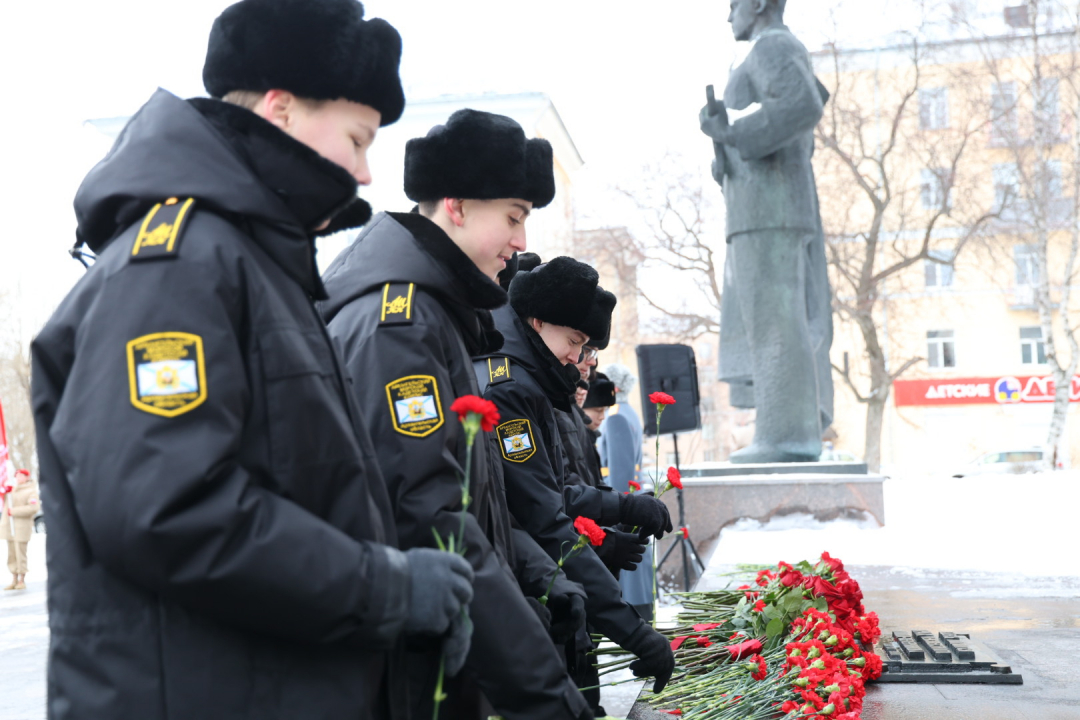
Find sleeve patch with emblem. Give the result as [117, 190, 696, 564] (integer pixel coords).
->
[127, 332, 207, 417]
[386, 375, 444, 437]
[131, 197, 195, 261]
[487, 357, 512, 385]
[496, 418, 537, 463]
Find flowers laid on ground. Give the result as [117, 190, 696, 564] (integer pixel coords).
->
[593, 552, 882, 719]
[539, 517, 607, 605]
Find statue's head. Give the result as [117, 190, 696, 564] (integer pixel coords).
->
[728, 0, 786, 41]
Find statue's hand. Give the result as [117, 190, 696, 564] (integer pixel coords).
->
[699, 104, 731, 144]
[711, 157, 725, 184]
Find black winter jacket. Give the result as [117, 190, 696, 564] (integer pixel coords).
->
[319, 212, 590, 720]
[31, 90, 410, 720]
[475, 306, 649, 646]
[557, 406, 621, 522]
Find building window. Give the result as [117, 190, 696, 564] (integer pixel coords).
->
[1039, 159, 1063, 198]
[993, 162, 1020, 210]
[1004, 4, 1032, 28]
[1020, 326, 1047, 365]
[1014, 244, 1039, 286]
[1033, 77, 1060, 139]
[924, 249, 955, 288]
[921, 168, 950, 210]
[927, 330, 956, 368]
[991, 82, 1018, 144]
[919, 87, 949, 130]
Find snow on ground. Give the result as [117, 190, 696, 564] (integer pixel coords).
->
[706, 470, 1080, 579]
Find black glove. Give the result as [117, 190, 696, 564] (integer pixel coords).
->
[622, 623, 676, 693]
[547, 592, 586, 645]
[403, 548, 474, 636]
[525, 596, 552, 636]
[442, 608, 473, 677]
[619, 492, 673, 540]
[594, 527, 646, 572]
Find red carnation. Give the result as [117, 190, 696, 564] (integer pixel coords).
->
[725, 638, 763, 659]
[681, 527, 690, 540]
[749, 654, 768, 681]
[666, 466, 683, 489]
[450, 395, 501, 432]
[696, 635, 713, 648]
[649, 391, 676, 405]
[753, 599, 766, 613]
[573, 516, 606, 546]
[628, 480, 641, 492]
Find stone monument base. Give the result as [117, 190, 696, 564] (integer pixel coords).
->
[654, 465, 885, 579]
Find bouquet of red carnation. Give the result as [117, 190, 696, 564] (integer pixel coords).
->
[593, 552, 882, 719]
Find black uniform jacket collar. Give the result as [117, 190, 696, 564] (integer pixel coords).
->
[73, 88, 368, 299]
[486, 304, 579, 412]
[319, 211, 507, 353]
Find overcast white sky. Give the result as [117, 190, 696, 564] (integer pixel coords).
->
[0, 0, 957, 338]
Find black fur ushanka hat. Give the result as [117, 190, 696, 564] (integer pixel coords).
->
[584, 373, 617, 409]
[203, 0, 405, 126]
[404, 109, 556, 208]
[509, 256, 617, 345]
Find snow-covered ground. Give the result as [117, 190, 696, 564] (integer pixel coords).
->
[706, 470, 1080, 579]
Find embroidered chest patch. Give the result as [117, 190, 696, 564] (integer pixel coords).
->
[386, 375, 444, 438]
[496, 418, 536, 463]
[127, 332, 207, 417]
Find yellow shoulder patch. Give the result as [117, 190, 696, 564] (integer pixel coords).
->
[496, 418, 536, 463]
[386, 375, 444, 437]
[487, 357, 512, 385]
[379, 282, 415, 326]
[127, 332, 207, 417]
[131, 197, 195, 261]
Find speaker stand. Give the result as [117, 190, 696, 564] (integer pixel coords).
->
[655, 433, 706, 593]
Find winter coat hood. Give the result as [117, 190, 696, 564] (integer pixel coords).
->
[487, 304, 579, 412]
[73, 89, 367, 297]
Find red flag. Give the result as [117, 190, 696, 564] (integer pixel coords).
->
[0, 398, 9, 489]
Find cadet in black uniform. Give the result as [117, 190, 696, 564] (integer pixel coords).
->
[30, 2, 473, 719]
[476, 258, 677, 699]
[320, 109, 591, 720]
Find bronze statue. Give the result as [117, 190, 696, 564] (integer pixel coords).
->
[699, 0, 834, 463]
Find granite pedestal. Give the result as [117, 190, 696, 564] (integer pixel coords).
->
[653, 463, 885, 586]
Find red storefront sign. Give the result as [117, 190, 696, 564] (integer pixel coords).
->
[893, 375, 1080, 407]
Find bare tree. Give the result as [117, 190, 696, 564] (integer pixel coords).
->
[814, 36, 1000, 471]
[965, 0, 1080, 469]
[588, 155, 724, 342]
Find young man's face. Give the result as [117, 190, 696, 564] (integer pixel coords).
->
[574, 346, 598, 381]
[530, 319, 588, 366]
[262, 91, 381, 185]
[449, 198, 530, 280]
[583, 406, 607, 427]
